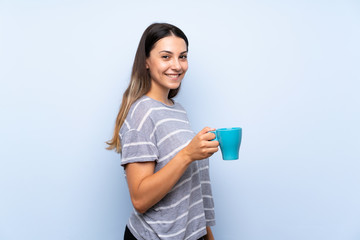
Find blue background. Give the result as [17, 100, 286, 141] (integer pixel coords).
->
[1, 0, 359, 239]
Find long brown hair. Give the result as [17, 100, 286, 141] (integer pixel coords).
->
[106, 23, 189, 153]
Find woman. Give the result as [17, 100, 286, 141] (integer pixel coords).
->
[107, 23, 218, 240]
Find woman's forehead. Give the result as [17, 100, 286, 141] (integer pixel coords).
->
[152, 36, 187, 52]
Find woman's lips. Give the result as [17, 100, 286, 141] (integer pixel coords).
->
[165, 73, 182, 79]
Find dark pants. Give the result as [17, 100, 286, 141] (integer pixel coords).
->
[124, 226, 137, 240]
[124, 226, 204, 240]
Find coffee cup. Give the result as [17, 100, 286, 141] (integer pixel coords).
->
[210, 127, 242, 160]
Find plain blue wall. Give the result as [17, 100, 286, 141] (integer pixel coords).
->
[1, 0, 359, 239]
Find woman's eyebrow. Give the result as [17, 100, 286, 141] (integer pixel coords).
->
[159, 50, 188, 54]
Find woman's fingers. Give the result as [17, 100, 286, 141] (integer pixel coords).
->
[203, 147, 219, 158]
[199, 127, 217, 141]
[201, 127, 215, 134]
[207, 140, 219, 148]
[202, 132, 216, 141]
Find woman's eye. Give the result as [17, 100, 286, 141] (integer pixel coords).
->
[161, 55, 170, 59]
[180, 55, 187, 59]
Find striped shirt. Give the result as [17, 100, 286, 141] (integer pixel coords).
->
[120, 95, 215, 240]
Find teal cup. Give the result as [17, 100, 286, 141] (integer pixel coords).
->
[210, 127, 242, 160]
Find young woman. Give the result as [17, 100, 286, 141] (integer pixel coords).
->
[107, 23, 218, 240]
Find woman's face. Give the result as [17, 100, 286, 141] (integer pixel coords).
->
[146, 36, 188, 93]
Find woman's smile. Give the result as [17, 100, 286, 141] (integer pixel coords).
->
[165, 73, 183, 80]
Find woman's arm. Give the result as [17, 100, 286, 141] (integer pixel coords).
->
[125, 127, 218, 213]
[204, 226, 215, 240]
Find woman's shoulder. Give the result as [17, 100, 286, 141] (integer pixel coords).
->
[120, 96, 156, 133]
[128, 95, 154, 118]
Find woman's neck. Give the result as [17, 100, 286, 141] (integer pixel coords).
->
[146, 83, 173, 106]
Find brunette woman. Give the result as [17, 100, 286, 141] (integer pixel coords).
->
[107, 23, 218, 240]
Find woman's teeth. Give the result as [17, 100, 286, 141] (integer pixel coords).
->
[166, 74, 180, 78]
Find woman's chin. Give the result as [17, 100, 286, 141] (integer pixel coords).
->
[168, 81, 182, 90]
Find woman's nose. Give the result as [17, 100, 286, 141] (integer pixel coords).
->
[171, 59, 181, 71]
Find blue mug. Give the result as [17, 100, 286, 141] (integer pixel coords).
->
[210, 127, 242, 160]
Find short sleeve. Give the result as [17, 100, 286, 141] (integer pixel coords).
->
[120, 129, 159, 166]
